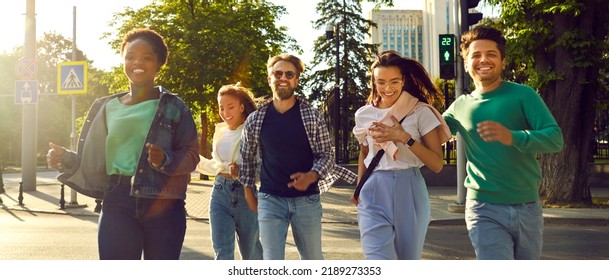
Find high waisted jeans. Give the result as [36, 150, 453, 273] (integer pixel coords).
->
[98, 175, 186, 260]
[357, 168, 430, 260]
[209, 176, 262, 260]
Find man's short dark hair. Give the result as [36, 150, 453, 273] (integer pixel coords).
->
[460, 26, 506, 60]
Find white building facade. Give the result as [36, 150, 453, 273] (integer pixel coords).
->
[368, 0, 460, 79]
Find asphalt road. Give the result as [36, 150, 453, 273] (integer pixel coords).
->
[1, 210, 607, 260]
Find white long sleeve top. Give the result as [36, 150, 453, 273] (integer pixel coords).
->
[196, 122, 242, 176]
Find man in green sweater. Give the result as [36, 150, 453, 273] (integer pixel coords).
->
[442, 26, 564, 260]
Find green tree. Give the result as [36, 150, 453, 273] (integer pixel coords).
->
[0, 32, 111, 165]
[103, 0, 300, 145]
[0, 54, 20, 165]
[303, 0, 378, 162]
[486, 0, 609, 204]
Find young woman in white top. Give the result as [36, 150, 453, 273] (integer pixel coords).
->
[352, 50, 449, 260]
[197, 84, 262, 260]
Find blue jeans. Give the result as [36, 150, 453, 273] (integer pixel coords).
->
[209, 176, 262, 260]
[465, 199, 544, 260]
[257, 192, 323, 260]
[357, 168, 430, 260]
[98, 175, 186, 260]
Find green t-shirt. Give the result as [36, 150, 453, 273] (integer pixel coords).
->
[442, 81, 563, 204]
[105, 98, 159, 176]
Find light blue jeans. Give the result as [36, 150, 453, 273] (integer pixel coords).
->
[357, 168, 430, 260]
[465, 199, 544, 260]
[257, 192, 323, 260]
[209, 176, 262, 260]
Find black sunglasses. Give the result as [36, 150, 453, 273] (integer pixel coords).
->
[272, 70, 296, 80]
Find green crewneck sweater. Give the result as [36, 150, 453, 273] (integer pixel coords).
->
[443, 81, 563, 204]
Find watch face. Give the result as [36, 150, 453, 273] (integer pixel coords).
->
[407, 138, 415, 147]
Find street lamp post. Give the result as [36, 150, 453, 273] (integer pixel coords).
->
[326, 24, 340, 163]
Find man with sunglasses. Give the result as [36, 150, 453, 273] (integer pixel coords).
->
[239, 53, 356, 260]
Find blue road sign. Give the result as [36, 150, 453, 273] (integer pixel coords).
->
[57, 61, 88, 94]
[15, 80, 38, 104]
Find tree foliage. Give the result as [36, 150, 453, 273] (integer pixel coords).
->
[0, 32, 110, 165]
[486, 0, 609, 203]
[102, 0, 300, 133]
[303, 0, 378, 162]
[0, 54, 20, 164]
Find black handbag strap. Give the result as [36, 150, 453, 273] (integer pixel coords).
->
[353, 115, 408, 200]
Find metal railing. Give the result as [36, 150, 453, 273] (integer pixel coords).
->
[592, 101, 609, 160]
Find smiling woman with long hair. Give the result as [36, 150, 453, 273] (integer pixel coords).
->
[352, 50, 451, 260]
[196, 84, 262, 260]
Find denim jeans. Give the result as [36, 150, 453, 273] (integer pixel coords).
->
[357, 168, 430, 260]
[209, 176, 262, 260]
[98, 175, 186, 260]
[465, 199, 544, 260]
[257, 192, 323, 260]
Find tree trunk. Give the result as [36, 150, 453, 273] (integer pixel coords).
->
[538, 5, 599, 204]
[199, 112, 211, 180]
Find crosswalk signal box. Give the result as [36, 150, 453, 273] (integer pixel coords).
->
[439, 34, 456, 80]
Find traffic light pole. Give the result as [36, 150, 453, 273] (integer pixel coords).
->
[447, 0, 468, 213]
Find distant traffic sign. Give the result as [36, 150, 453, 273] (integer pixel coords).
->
[15, 80, 38, 104]
[57, 61, 88, 94]
[16, 57, 37, 80]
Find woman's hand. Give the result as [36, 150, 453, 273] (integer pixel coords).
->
[228, 163, 239, 179]
[369, 116, 410, 144]
[146, 143, 165, 168]
[47, 142, 66, 170]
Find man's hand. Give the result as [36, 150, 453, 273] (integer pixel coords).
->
[146, 143, 165, 168]
[244, 187, 258, 212]
[350, 195, 360, 206]
[477, 121, 513, 146]
[288, 171, 319, 192]
[47, 142, 65, 170]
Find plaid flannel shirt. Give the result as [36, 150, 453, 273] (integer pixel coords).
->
[239, 96, 356, 193]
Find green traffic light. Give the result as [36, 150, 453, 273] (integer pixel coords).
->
[439, 34, 456, 80]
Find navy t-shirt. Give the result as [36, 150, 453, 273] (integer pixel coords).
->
[259, 100, 319, 197]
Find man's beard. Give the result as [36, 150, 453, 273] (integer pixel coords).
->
[274, 85, 295, 100]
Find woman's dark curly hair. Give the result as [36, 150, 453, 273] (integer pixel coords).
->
[120, 28, 168, 67]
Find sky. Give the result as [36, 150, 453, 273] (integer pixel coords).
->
[1, 0, 422, 72]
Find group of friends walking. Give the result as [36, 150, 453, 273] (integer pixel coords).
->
[46, 25, 563, 261]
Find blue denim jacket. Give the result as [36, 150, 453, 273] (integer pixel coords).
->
[56, 86, 200, 200]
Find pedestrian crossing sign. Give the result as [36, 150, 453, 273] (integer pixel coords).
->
[57, 61, 88, 94]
